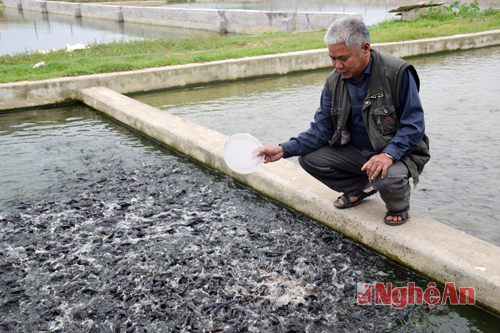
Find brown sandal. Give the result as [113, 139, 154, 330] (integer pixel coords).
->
[384, 207, 410, 226]
[333, 188, 377, 209]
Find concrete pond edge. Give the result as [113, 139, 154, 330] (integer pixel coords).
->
[2, 31, 500, 314]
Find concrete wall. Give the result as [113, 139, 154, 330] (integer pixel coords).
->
[1, 0, 360, 33]
[374, 30, 500, 58]
[1, 30, 499, 111]
[120, 6, 221, 31]
[80, 3, 120, 20]
[45, 1, 80, 16]
[218, 10, 362, 34]
[77, 85, 500, 314]
[19, 0, 44, 11]
[1, 0, 18, 6]
[0, 49, 331, 111]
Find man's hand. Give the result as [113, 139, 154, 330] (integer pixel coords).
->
[256, 145, 284, 164]
[361, 153, 394, 180]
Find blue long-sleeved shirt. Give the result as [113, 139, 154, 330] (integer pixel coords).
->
[280, 64, 425, 160]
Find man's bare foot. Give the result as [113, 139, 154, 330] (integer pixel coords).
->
[384, 208, 410, 226]
[385, 211, 411, 222]
[337, 195, 358, 206]
[334, 184, 376, 209]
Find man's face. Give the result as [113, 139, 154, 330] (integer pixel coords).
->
[328, 42, 371, 82]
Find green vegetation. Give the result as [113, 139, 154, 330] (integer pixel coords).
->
[427, 0, 481, 17]
[370, 3, 500, 43]
[1, 4, 499, 83]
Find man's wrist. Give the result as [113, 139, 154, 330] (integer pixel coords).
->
[278, 142, 290, 158]
[384, 152, 395, 161]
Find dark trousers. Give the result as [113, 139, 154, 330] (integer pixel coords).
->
[298, 144, 411, 212]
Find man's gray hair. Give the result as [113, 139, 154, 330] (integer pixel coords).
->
[324, 18, 371, 50]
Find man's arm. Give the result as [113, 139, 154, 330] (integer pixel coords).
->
[383, 69, 425, 159]
[362, 69, 425, 180]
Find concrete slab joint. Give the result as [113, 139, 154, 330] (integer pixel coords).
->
[280, 17, 296, 33]
[216, 19, 227, 33]
[40, 0, 47, 13]
[115, 6, 123, 22]
[74, 4, 81, 18]
[305, 13, 313, 31]
[217, 10, 234, 34]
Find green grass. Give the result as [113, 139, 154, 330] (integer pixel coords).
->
[370, 8, 500, 42]
[1, 8, 499, 83]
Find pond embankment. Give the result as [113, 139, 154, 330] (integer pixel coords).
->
[1, 29, 499, 111]
[1, 0, 360, 33]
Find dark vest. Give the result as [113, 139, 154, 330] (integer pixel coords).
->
[325, 49, 430, 185]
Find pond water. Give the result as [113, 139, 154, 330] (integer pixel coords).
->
[0, 6, 214, 55]
[1, 106, 500, 331]
[131, 45, 500, 247]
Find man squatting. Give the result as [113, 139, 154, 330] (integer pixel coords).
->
[257, 18, 430, 226]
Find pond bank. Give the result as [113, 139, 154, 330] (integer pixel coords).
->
[1, 0, 360, 33]
[1, 29, 499, 111]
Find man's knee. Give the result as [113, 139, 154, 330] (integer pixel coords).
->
[371, 174, 407, 195]
[298, 151, 327, 173]
[371, 162, 410, 197]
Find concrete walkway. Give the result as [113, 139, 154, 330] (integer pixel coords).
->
[2, 30, 500, 313]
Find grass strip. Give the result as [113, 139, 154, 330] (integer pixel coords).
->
[1, 9, 499, 83]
